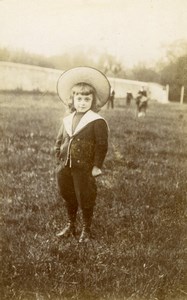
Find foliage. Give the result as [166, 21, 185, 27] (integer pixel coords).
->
[49, 50, 96, 71]
[160, 55, 187, 103]
[1, 93, 187, 300]
[159, 39, 187, 66]
[0, 48, 54, 69]
[129, 63, 161, 83]
[97, 53, 125, 78]
[0, 47, 122, 77]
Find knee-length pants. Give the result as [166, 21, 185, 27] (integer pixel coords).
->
[57, 166, 97, 211]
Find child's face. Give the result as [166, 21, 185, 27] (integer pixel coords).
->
[74, 94, 93, 113]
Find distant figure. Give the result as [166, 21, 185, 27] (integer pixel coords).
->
[135, 90, 148, 117]
[139, 86, 147, 97]
[126, 91, 133, 106]
[107, 89, 115, 109]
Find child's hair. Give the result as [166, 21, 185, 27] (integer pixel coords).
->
[69, 82, 99, 112]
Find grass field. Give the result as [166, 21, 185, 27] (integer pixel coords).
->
[0, 93, 187, 300]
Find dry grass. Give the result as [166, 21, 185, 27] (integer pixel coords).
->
[0, 93, 187, 300]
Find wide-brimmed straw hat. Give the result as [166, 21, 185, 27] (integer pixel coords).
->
[57, 67, 111, 107]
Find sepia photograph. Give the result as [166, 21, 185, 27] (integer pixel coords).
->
[0, 0, 187, 299]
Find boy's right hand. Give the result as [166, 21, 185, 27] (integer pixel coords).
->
[92, 166, 102, 177]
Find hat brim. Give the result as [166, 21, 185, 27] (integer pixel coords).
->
[57, 67, 111, 107]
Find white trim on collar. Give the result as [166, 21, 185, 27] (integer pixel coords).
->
[63, 110, 107, 137]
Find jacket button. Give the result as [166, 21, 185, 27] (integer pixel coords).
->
[77, 149, 80, 152]
[77, 160, 80, 163]
[77, 138, 80, 141]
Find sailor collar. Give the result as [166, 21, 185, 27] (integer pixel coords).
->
[63, 110, 107, 137]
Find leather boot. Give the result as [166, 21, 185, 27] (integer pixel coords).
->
[79, 209, 93, 243]
[56, 221, 76, 237]
[56, 206, 77, 238]
[79, 224, 91, 242]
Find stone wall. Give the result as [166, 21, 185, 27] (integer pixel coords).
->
[0, 62, 168, 102]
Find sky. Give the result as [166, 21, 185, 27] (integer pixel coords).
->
[1, 0, 187, 67]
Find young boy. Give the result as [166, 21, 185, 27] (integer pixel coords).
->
[55, 67, 110, 242]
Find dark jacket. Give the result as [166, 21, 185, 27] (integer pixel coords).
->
[55, 110, 108, 170]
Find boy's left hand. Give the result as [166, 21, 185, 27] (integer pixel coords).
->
[92, 166, 102, 177]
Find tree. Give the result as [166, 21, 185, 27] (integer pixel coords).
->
[160, 54, 187, 102]
[130, 63, 160, 83]
[97, 53, 125, 77]
[0, 47, 10, 61]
